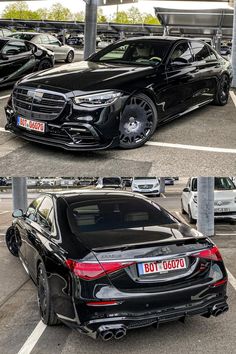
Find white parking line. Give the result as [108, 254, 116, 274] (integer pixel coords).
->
[216, 233, 236, 236]
[0, 94, 10, 100]
[0, 211, 11, 215]
[161, 193, 166, 198]
[227, 269, 236, 291]
[146, 141, 236, 154]
[17, 320, 47, 354]
[230, 91, 236, 107]
[0, 127, 11, 133]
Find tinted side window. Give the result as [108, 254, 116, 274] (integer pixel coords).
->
[36, 196, 53, 229]
[191, 42, 212, 62]
[2, 41, 28, 55]
[26, 196, 45, 220]
[170, 42, 193, 63]
[47, 208, 56, 234]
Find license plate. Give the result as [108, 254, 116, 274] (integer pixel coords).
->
[17, 116, 45, 133]
[215, 208, 230, 213]
[138, 258, 186, 275]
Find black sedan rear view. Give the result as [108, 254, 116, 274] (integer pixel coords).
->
[5, 36, 232, 150]
[0, 38, 54, 87]
[6, 190, 228, 340]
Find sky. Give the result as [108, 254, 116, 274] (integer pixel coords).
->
[0, 1, 233, 18]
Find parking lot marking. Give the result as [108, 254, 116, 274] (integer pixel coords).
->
[0, 211, 11, 215]
[216, 233, 236, 236]
[17, 320, 47, 354]
[0, 94, 10, 100]
[230, 91, 236, 107]
[175, 211, 187, 224]
[161, 193, 166, 198]
[146, 141, 236, 154]
[0, 127, 11, 133]
[227, 269, 236, 291]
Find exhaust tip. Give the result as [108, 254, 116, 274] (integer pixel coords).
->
[114, 329, 126, 340]
[100, 330, 114, 341]
[214, 309, 223, 317]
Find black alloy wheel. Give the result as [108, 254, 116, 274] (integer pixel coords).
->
[213, 74, 230, 106]
[65, 51, 74, 63]
[5, 226, 19, 257]
[119, 93, 158, 149]
[37, 263, 60, 326]
[38, 59, 53, 71]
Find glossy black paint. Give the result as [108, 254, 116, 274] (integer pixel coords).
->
[0, 38, 54, 88]
[5, 37, 232, 150]
[8, 190, 228, 338]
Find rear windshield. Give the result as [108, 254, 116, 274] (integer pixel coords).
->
[192, 177, 236, 191]
[67, 196, 177, 234]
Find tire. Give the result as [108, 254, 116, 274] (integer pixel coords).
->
[38, 59, 53, 71]
[5, 226, 19, 257]
[65, 51, 74, 63]
[119, 93, 158, 149]
[37, 263, 60, 326]
[181, 200, 187, 215]
[213, 74, 230, 106]
[188, 205, 196, 224]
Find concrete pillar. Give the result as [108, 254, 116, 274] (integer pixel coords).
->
[159, 178, 165, 194]
[231, 0, 236, 87]
[197, 177, 215, 237]
[84, 0, 98, 59]
[12, 177, 28, 213]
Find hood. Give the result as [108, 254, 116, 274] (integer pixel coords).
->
[18, 60, 155, 94]
[133, 178, 159, 185]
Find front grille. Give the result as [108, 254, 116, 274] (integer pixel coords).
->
[13, 87, 66, 121]
[138, 184, 154, 189]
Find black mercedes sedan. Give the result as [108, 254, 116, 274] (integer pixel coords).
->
[0, 37, 54, 88]
[5, 37, 232, 150]
[6, 190, 228, 340]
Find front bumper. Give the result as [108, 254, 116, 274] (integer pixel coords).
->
[132, 189, 160, 196]
[5, 94, 123, 151]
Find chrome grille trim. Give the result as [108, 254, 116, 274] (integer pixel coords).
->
[12, 86, 67, 121]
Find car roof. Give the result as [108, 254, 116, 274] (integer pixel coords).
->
[121, 36, 203, 42]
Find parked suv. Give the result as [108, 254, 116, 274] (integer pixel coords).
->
[131, 177, 160, 196]
[181, 177, 236, 223]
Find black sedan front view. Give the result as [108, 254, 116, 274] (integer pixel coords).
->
[5, 37, 232, 151]
[5, 190, 228, 340]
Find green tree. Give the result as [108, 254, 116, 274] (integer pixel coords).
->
[74, 11, 85, 22]
[97, 8, 107, 23]
[2, 1, 30, 19]
[112, 11, 129, 24]
[35, 8, 49, 21]
[48, 3, 72, 21]
[127, 6, 142, 24]
[142, 14, 160, 25]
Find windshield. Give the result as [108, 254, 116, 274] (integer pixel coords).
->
[90, 40, 171, 66]
[134, 177, 158, 181]
[9, 33, 35, 41]
[102, 178, 121, 185]
[67, 196, 177, 234]
[192, 177, 236, 191]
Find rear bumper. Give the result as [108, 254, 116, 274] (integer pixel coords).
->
[58, 295, 228, 337]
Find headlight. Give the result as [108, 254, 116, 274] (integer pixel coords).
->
[193, 196, 197, 204]
[133, 184, 138, 189]
[73, 91, 122, 107]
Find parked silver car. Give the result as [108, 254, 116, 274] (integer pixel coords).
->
[131, 177, 160, 197]
[8, 32, 75, 63]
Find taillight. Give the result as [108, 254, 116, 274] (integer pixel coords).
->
[192, 246, 223, 261]
[86, 300, 120, 306]
[210, 278, 227, 287]
[65, 260, 134, 280]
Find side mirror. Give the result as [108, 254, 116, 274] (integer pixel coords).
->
[183, 187, 190, 193]
[12, 209, 24, 218]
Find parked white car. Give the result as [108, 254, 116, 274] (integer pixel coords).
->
[131, 177, 160, 197]
[96, 177, 124, 189]
[181, 177, 236, 223]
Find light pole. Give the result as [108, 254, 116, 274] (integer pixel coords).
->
[197, 177, 215, 237]
[12, 177, 28, 212]
[84, 0, 98, 59]
[231, 0, 236, 87]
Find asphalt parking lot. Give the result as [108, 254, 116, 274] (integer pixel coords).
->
[0, 59, 236, 175]
[0, 179, 236, 354]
